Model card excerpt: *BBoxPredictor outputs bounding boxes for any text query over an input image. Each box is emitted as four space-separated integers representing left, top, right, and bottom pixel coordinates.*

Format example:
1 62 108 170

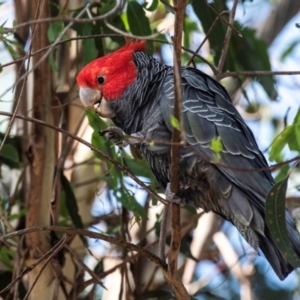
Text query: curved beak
79 87 115 118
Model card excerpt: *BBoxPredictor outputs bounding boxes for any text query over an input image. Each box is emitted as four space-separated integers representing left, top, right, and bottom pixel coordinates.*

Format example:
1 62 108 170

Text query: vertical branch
161 0 190 299
168 0 188 272
25 0 57 299
215 0 239 80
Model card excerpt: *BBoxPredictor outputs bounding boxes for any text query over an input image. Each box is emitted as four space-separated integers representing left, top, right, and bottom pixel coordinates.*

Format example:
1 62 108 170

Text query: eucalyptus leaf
127 1 153 54
192 0 276 99
0 143 18 163
47 22 65 43
61 173 87 246
266 177 300 268
269 125 294 162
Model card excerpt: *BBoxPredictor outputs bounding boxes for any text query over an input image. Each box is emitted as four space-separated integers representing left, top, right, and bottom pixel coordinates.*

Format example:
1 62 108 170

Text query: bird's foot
99 126 128 147
165 183 185 206
100 127 142 148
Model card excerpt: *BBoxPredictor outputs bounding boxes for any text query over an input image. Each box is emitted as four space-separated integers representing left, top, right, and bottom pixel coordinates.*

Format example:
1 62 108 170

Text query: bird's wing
160 67 274 209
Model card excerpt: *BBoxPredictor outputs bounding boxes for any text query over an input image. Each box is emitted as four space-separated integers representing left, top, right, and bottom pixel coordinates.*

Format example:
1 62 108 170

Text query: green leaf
60 173 87 245
87 111 113 155
3 40 19 58
47 22 65 43
293 108 300 151
211 136 222 153
86 110 107 131
270 109 300 161
0 248 14 269
210 136 222 161
82 25 97 64
183 17 198 49
192 1 276 99
49 51 58 72
144 290 174 299
143 0 159 12
295 124 300 152
122 152 153 179
266 177 300 268
0 144 19 163
170 115 180 130
294 108 300 124
116 190 147 221
0 271 26 299
127 1 153 54
280 39 300 62
94 259 104 274
274 165 290 183
269 125 294 162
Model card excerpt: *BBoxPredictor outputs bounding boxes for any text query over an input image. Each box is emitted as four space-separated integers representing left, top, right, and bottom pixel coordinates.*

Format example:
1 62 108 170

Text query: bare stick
0 111 297 175
0 226 167 270
203 0 242 37
158 203 170 260
64 244 105 288
166 0 190 298
187 11 229 66
0 1 122 100
23 235 70 300
168 0 186 266
216 0 239 80
0 111 166 205
217 70 300 79
0 235 68 296
1 0 122 34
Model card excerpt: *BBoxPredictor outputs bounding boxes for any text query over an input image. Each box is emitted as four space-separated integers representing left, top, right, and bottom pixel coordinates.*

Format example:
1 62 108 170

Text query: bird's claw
165 183 185 206
99 126 128 148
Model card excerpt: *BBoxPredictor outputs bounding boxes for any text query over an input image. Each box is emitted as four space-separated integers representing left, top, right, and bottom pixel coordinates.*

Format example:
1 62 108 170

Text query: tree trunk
24 1 57 298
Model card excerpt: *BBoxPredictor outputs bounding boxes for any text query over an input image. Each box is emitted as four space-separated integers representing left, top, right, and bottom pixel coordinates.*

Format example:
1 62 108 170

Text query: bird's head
76 40 147 118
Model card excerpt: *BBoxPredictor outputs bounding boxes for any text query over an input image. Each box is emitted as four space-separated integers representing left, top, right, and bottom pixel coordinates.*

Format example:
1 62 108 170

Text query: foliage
0 0 299 299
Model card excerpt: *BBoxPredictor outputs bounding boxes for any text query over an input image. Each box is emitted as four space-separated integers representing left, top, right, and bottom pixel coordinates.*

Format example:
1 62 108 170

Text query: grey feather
106 51 300 280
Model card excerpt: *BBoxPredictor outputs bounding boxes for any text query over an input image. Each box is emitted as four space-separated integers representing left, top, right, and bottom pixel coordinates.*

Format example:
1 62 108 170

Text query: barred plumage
77 42 300 280
111 51 300 280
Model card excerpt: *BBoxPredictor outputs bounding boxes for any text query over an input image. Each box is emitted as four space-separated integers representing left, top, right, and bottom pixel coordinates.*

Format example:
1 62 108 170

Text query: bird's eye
97 76 105 85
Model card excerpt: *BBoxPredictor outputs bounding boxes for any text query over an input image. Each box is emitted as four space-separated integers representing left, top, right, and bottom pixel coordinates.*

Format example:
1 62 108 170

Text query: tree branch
165 0 190 298
23 235 70 300
218 70 300 79
0 226 167 270
1 0 122 34
216 0 239 80
187 11 229 67
0 111 166 205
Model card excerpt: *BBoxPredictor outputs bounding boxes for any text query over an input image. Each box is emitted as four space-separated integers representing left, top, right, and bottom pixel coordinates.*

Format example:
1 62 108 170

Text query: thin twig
0 111 166 205
104 19 160 40
23 235 70 300
0 111 298 174
0 235 68 296
0 1 122 100
187 11 229 66
74 211 204 294
1 0 121 34
158 204 170 261
64 244 105 288
216 0 239 80
0 226 167 270
217 70 300 79
203 0 242 37
0 0 40 152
